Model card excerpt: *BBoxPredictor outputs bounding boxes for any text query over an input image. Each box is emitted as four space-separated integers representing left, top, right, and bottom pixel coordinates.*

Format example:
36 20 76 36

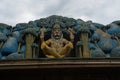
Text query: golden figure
40 21 74 58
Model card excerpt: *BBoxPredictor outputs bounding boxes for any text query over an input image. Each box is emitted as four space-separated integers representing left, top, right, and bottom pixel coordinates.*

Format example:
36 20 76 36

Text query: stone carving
0 15 120 60
75 21 90 58
40 21 74 58
21 26 39 58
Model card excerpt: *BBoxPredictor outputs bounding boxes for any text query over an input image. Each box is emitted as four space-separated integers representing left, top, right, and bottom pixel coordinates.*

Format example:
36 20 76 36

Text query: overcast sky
0 0 120 26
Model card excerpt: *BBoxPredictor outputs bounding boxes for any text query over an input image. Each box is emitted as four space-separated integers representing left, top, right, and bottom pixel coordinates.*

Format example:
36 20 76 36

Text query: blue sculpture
0 15 120 60
1 36 18 56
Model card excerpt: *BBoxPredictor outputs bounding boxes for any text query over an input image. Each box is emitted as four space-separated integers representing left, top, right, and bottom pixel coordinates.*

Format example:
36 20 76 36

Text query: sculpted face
52 25 62 40
52 27 62 40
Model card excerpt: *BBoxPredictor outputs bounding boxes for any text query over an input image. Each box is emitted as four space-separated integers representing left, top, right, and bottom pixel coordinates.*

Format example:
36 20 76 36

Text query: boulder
1 37 18 55
111 46 120 57
7 52 24 60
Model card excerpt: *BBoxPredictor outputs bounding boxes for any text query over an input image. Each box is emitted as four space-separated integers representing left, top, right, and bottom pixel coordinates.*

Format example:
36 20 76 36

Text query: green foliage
35 15 76 29
32 43 39 48
0 32 7 41
21 25 40 37
76 41 84 46
0 23 12 29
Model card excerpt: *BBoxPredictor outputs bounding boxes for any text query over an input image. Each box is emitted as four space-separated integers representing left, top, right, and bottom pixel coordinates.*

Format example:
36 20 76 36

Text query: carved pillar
115 37 120 46
17 42 21 53
25 34 35 59
32 43 38 58
76 41 83 58
80 33 90 58
0 41 4 49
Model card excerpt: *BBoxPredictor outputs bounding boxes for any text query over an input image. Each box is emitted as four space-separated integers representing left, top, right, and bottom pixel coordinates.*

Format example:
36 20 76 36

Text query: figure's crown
54 20 59 24
53 20 61 29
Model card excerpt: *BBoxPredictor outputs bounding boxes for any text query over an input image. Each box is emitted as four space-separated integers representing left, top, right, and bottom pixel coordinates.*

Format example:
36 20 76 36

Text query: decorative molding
1 58 120 70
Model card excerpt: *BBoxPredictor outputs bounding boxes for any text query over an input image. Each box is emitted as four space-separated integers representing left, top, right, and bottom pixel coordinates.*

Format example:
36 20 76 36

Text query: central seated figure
40 21 74 58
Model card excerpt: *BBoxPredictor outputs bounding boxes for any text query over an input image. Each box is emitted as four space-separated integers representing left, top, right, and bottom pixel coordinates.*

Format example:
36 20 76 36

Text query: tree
21 25 39 59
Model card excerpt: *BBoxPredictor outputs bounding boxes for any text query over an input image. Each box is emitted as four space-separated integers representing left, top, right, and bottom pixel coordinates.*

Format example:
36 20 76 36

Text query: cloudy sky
0 0 120 26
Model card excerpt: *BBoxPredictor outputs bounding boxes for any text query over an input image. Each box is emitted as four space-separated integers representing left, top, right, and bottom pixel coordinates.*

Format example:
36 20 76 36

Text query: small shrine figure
40 21 74 58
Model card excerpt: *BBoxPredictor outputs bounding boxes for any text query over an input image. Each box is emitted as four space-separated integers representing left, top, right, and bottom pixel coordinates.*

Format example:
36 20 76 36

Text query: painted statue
40 21 74 58
0 15 120 60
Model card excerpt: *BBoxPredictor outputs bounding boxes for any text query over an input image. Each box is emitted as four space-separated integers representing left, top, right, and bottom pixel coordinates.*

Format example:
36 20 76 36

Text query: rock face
110 46 120 57
1 37 18 56
0 15 120 59
7 52 24 60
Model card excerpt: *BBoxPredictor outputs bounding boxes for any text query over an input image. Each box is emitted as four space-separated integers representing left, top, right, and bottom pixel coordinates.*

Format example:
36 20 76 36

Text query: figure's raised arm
67 28 74 42
40 27 46 43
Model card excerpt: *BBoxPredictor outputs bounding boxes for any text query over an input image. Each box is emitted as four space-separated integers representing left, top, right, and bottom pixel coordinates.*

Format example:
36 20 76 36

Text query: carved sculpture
21 25 39 59
40 21 74 58
75 20 90 58
0 15 120 60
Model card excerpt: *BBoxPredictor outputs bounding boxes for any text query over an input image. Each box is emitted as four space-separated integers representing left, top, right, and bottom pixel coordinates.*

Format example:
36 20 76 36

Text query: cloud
0 0 120 26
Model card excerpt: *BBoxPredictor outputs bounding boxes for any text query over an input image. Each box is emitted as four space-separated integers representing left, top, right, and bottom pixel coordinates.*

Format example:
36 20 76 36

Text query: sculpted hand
67 28 74 42
40 27 46 39
40 27 46 42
